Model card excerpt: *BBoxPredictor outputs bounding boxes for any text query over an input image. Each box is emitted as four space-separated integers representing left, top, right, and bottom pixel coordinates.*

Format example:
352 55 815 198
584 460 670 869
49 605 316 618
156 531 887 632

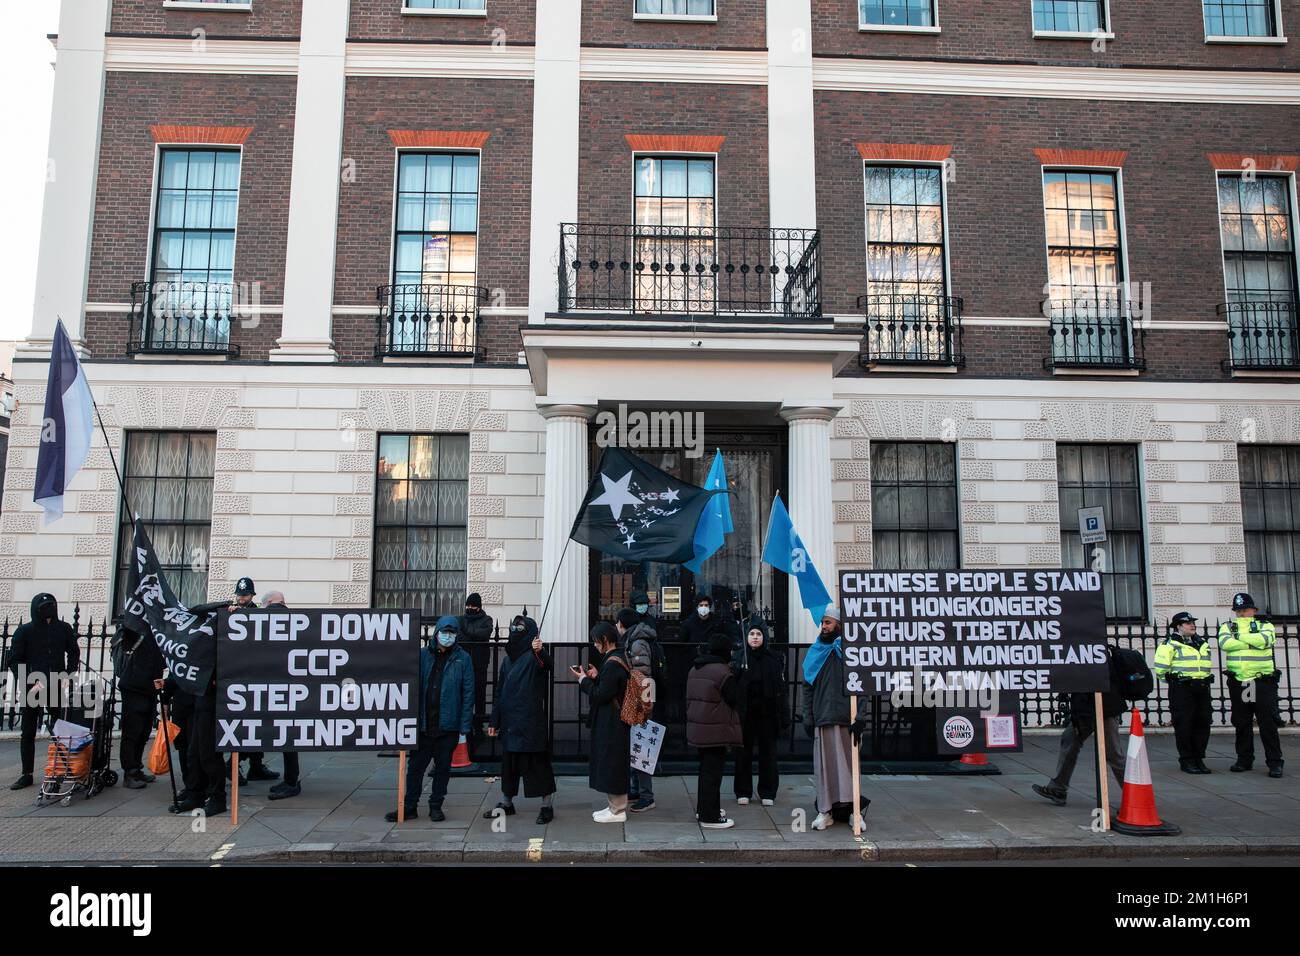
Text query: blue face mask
635 604 649 615
437 632 456 648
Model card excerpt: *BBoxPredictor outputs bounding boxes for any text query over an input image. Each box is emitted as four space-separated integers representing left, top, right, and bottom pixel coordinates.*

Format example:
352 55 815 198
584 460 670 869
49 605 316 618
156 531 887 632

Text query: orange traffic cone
1113 708 1181 836
450 734 473 769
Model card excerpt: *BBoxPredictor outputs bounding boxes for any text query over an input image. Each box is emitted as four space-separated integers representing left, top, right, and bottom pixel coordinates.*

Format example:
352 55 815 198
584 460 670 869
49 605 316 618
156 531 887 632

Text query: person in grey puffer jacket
617 607 660 812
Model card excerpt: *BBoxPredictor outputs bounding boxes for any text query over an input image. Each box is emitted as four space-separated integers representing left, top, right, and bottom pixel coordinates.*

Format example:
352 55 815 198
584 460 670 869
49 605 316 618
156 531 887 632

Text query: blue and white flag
34 320 95 524
761 493 832 626
684 448 733 573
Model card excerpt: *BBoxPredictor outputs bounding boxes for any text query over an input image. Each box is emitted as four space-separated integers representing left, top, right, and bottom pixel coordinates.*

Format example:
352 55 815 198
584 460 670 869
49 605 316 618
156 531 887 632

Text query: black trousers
118 688 156 773
734 711 779 801
403 731 457 812
18 705 47 775
1167 679 1212 764
183 693 226 801
1228 675 1284 769
282 751 300 786
167 693 195 780
696 746 728 823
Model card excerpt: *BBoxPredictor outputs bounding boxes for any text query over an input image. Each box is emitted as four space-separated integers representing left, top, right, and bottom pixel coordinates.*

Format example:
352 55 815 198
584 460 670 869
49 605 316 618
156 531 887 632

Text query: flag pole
537 536 573 637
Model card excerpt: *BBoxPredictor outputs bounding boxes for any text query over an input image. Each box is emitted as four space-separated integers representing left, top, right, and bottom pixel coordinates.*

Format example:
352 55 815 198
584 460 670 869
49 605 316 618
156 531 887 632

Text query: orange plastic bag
45 742 92 781
146 717 181 777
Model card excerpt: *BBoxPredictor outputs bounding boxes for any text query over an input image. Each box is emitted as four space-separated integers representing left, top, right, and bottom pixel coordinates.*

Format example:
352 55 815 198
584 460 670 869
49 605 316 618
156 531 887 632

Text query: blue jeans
629 767 654 800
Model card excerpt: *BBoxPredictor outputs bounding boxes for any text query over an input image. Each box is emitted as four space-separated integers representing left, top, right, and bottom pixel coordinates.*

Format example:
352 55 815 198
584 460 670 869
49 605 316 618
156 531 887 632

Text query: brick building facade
7 0 1300 651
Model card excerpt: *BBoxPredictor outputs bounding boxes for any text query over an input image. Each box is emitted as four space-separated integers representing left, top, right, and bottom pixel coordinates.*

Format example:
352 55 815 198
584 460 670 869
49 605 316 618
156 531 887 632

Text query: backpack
609 656 655 726
1109 644 1154 701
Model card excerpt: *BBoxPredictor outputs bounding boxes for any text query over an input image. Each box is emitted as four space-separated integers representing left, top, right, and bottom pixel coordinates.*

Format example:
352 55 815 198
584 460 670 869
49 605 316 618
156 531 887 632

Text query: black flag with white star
570 447 716 564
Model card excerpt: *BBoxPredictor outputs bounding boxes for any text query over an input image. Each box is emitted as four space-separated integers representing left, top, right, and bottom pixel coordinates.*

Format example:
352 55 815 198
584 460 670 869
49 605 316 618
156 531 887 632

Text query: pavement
0 731 1296 865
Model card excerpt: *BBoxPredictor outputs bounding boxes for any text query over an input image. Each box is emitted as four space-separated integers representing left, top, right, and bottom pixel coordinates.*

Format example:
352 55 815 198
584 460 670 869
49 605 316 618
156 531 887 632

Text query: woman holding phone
574 622 631 823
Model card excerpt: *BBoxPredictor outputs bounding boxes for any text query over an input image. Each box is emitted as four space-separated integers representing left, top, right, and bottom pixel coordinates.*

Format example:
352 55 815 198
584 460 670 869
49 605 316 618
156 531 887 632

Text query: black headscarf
741 616 783 701
507 614 538 662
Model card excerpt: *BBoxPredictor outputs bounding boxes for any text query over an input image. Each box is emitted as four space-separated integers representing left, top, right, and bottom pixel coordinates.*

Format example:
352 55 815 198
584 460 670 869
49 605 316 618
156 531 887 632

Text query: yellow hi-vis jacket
1217 617 1277 681
1154 636 1213 681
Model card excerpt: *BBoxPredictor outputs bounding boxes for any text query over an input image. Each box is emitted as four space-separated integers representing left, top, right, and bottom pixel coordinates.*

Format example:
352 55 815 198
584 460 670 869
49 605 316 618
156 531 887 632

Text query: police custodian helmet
1231 592 1256 611
235 577 256 596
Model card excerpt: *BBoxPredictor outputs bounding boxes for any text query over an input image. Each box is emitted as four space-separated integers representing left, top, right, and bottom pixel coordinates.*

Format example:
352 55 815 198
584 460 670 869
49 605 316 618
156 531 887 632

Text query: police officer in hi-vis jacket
1217 593 1283 778
1154 611 1213 774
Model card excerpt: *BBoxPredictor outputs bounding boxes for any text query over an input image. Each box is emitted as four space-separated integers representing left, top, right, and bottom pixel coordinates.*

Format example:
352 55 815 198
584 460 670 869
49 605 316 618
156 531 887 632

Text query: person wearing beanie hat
686 631 743 828
485 614 557 824
458 591 495 751
576 622 632 822
616 606 664 812
801 608 858 830
733 616 787 807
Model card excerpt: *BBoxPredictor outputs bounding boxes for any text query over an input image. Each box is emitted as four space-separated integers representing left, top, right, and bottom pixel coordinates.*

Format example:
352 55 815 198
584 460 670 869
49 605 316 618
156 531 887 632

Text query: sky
0 4 61 343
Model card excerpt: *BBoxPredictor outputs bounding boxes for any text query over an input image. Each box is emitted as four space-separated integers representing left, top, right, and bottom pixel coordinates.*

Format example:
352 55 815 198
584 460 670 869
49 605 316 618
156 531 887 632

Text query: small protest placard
630 719 666 774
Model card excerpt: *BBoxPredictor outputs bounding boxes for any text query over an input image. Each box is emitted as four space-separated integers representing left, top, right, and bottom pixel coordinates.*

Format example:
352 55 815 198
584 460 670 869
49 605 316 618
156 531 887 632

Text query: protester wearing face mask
733 616 787 807
617 607 664 812
458 592 495 745
801 607 860 830
679 594 722 653
484 614 556 824
629 590 654 627
387 615 474 823
7 593 80 790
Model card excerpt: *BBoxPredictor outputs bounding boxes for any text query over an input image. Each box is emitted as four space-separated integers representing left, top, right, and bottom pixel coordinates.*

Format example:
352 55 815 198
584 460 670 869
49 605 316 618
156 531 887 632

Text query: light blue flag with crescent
761 493 831 625
34 319 95 524
684 449 733 573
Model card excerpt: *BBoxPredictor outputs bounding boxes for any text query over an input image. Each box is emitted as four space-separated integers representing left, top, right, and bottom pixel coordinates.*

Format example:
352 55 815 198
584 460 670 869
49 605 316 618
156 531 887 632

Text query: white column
271 0 350 362
766 0 817 230
781 403 842 644
24 0 112 355
538 400 596 642
526 0 582 325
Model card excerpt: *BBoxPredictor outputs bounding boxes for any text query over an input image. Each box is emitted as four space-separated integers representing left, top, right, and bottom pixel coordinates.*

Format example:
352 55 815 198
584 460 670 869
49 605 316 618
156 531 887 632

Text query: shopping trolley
37 669 119 807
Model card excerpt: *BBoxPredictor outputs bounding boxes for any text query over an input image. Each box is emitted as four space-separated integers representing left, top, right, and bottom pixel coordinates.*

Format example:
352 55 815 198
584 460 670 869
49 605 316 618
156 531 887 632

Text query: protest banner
934 704 1024 756
630 720 666 775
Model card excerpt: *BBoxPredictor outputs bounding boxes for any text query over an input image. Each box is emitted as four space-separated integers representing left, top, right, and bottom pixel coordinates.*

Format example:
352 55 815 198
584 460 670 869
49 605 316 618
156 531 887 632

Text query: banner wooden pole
1093 692 1110 831
231 756 239 826
397 751 407 823
850 696 862 837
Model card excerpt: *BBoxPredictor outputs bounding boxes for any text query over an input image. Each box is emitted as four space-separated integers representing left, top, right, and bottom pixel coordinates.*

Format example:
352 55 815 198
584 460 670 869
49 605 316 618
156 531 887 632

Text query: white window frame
162 1 252 11
1037 161 1134 323
858 0 941 34
1030 0 1114 40
1203 0 1287 43
1212 167 1300 308
402 0 488 17
633 0 718 23
860 160 955 304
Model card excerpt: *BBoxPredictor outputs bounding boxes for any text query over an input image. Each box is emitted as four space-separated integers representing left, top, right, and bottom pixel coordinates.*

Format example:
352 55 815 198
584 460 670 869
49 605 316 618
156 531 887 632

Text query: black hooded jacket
111 624 166 694
735 619 788 729
490 616 552 753
6 594 80 686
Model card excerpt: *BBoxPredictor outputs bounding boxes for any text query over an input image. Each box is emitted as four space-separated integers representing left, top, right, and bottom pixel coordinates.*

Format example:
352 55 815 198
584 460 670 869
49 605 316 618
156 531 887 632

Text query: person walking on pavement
6 593 81 790
617 606 662 812
387 616 475 823
576 622 631 823
1032 646 1128 806
733 616 786 807
483 614 556 824
687 631 743 829
802 607 856 831
1154 611 1213 774
111 622 166 789
1219 593 1283 778
261 592 302 800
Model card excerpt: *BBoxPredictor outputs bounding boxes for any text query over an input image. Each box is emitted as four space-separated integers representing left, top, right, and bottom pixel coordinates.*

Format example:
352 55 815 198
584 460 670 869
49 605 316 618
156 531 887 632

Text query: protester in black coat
679 595 723 650
263 594 302 801
6 594 81 789
733 617 787 805
577 622 631 822
111 624 166 789
485 614 556 824
459 592 495 740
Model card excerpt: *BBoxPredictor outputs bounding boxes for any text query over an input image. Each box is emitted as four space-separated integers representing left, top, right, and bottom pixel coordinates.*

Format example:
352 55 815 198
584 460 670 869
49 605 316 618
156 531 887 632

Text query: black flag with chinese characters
570 447 716 564
120 521 217 695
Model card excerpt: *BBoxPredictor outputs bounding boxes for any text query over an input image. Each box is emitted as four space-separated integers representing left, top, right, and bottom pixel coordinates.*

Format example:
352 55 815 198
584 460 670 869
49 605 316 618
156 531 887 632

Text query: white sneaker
761 799 775 807
592 807 627 824
701 816 735 829
736 797 749 806
811 812 834 831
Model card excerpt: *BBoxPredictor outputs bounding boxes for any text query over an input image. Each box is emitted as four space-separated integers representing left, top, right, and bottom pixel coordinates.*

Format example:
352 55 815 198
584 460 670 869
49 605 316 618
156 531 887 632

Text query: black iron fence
376 283 486 358
1045 297 1144 370
128 280 240 356
859 292 964 367
4 613 1294 766
557 223 822 320
1221 300 1300 371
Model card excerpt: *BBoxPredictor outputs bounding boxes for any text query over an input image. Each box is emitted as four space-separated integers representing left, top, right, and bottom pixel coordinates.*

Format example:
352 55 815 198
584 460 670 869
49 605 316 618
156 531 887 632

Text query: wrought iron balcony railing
1221 300 1300 371
128 280 240 356
557 223 822 320
1044 298 1144 370
376 283 487 359
858 292 964 367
